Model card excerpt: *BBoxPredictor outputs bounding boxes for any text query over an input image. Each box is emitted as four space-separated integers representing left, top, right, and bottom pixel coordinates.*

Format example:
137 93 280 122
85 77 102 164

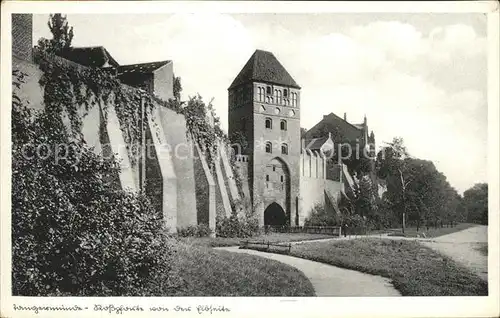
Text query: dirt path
421 225 488 281
216 246 401 297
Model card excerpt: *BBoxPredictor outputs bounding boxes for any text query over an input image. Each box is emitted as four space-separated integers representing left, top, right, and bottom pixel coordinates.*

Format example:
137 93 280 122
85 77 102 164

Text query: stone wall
192 142 216 234
299 177 327 225
156 107 197 228
145 122 164 215
298 149 343 225
234 155 251 199
153 63 174 101
11 56 210 233
214 154 232 217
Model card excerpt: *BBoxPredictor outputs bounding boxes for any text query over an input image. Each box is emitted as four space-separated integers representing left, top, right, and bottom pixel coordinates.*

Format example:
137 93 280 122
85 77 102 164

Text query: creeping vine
33 48 233 170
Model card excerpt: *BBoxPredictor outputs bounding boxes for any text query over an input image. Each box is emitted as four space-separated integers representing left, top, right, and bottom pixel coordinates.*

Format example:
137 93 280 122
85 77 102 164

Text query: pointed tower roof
229 49 300 90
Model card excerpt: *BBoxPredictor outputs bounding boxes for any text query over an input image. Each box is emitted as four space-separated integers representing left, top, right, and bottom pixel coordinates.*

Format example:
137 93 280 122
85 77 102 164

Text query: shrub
216 197 260 238
304 203 339 226
177 224 213 237
216 213 259 238
11 100 178 296
341 214 370 234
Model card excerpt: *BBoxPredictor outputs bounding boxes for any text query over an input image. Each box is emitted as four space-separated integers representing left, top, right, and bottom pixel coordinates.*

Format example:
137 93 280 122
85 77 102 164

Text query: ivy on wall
33 48 245 200
34 49 158 165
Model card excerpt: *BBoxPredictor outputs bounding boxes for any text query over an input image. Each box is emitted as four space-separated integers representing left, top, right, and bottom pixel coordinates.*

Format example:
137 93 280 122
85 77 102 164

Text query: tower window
280 175 284 182
265 141 272 153
266 86 272 95
281 143 288 155
266 175 270 182
265 117 272 129
292 92 298 106
280 120 287 131
284 89 288 97
258 87 264 102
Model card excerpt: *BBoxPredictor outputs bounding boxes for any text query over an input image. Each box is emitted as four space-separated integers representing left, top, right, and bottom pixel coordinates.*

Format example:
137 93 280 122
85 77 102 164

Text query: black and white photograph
1 1 499 317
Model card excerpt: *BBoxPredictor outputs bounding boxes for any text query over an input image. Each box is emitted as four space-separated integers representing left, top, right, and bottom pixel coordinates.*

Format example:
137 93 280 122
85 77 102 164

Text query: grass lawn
178 232 335 248
149 243 315 296
386 223 476 238
290 238 487 296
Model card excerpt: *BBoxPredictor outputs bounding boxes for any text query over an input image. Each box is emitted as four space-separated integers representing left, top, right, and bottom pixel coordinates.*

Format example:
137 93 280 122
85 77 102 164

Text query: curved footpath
284 225 488 281
421 225 488 281
216 246 401 297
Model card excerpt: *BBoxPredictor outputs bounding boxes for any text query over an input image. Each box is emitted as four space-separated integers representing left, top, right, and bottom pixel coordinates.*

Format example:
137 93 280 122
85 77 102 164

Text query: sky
32 13 488 194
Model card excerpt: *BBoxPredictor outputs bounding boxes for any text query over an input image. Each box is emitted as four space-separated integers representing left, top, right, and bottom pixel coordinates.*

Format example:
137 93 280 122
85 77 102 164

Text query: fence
262 225 342 236
240 239 292 254
261 225 373 236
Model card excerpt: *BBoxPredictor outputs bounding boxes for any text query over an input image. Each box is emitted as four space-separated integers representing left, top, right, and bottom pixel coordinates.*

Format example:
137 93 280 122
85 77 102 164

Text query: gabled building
305 112 372 154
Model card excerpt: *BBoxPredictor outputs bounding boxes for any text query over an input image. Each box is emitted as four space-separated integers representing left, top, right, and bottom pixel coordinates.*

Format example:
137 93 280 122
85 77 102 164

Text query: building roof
305 112 366 145
229 49 300 90
58 46 119 68
305 136 329 151
117 60 171 75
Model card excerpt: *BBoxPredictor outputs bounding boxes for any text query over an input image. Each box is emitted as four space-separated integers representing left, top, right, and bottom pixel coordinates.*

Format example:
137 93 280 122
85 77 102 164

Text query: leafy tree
377 137 462 232
173 75 182 101
463 183 488 224
377 137 413 232
354 175 376 218
36 14 74 55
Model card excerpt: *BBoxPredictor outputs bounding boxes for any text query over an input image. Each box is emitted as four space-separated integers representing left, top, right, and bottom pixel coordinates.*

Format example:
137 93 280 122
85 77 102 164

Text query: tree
173 75 182 101
354 175 376 218
463 183 488 224
377 137 413 233
377 138 462 232
36 14 74 55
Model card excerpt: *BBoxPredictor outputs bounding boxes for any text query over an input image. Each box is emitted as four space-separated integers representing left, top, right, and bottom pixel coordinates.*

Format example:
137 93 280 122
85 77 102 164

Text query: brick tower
228 49 301 226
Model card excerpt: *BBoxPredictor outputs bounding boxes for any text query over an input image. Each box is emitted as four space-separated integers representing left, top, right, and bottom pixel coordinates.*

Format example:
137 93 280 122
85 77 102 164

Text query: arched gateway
262 157 290 226
264 202 287 226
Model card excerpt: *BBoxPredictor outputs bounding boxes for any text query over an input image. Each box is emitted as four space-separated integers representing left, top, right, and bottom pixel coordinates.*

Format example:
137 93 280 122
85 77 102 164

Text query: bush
177 224 213 237
216 214 259 238
304 203 339 226
342 214 370 235
216 197 260 238
11 102 178 296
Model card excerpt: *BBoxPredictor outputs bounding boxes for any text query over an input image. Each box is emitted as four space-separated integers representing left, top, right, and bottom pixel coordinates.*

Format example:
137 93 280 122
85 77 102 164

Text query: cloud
349 21 426 62
31 14 487 193
213 17 487 192
428 24 486 63
122 13 255 120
